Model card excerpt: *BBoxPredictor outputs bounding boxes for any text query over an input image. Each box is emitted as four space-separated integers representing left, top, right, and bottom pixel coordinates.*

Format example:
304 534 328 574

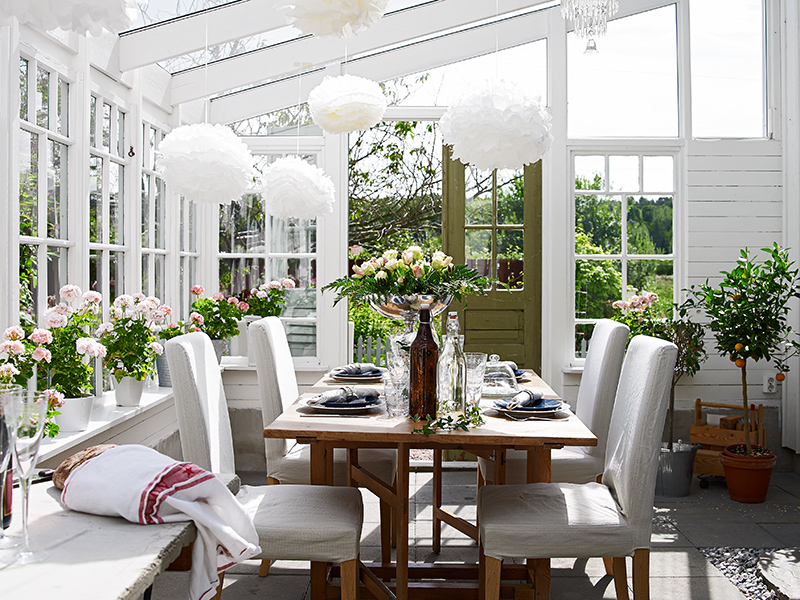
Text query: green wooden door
442 146 542 374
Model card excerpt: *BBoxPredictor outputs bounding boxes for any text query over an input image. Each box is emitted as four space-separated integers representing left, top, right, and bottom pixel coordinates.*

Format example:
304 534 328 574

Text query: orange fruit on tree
734 343 744 351
729 355 736 362
735 358 746 368
776 373 786 382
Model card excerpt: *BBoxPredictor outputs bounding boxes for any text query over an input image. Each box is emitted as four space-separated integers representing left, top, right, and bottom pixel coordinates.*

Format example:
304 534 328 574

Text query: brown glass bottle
410 305 439 419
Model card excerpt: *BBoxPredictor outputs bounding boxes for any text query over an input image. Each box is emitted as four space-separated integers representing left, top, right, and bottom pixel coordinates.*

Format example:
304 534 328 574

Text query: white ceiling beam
209 6 552 124
118 0 283 72
171 0 554 105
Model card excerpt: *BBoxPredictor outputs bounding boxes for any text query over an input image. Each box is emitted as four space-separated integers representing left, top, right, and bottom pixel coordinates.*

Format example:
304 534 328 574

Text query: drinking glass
0 384 23 550
3 390 48 564
465 352 488 407
382 346 410 418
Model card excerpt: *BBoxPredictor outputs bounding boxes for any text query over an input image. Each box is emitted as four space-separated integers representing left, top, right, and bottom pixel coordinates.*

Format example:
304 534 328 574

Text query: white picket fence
352 336 388 367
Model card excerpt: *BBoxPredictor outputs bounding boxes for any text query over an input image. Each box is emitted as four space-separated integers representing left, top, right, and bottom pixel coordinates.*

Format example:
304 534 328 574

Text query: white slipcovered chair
249 317 397 564
165 332 363 599
477 318 629 485
477 335 677 600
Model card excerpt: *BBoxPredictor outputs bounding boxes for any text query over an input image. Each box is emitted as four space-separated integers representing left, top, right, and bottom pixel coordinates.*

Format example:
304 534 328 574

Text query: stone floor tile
758 523 800 546
648 574 748 599
771 472 800 500
677 520 783 548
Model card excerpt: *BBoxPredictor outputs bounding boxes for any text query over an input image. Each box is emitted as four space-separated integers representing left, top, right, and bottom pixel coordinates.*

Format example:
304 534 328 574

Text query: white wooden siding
677 139 784 409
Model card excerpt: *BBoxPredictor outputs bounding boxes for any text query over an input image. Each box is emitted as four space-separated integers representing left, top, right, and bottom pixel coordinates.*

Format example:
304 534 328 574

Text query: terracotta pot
719 444 776 503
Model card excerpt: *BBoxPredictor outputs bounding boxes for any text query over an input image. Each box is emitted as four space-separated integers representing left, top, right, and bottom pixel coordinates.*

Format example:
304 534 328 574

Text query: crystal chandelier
561 0 619 53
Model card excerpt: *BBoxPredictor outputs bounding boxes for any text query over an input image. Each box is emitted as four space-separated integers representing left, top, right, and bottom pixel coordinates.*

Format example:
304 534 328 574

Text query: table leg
396 443 410 600
432 448 442 554
310 442 330 600
528 447 551 600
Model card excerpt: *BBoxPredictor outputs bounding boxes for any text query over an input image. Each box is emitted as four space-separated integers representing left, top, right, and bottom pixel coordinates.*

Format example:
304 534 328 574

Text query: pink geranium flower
3 326 24 341
191 285 204 295
59 284 82 303
31 346 52 363
29 328 53 344
212 292 225 301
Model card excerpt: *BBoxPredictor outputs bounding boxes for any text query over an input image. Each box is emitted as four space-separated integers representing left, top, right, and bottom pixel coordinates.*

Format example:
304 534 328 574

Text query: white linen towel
61 444 261 600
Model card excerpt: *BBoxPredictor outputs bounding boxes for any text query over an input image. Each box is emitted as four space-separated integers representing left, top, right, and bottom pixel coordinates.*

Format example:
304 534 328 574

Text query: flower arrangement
686 244 800 456
243 278 295 318
188 285 247 340
0 327 64 438
322 246 489 306
97 294 169 383
612 290 706 449
44 285 106 399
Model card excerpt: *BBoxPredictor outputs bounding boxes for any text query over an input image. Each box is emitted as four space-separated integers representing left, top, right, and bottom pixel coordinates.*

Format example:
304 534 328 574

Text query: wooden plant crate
690 399 766 477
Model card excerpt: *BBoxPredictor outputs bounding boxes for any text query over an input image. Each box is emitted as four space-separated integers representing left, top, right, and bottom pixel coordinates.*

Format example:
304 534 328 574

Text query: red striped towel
62 445 260 600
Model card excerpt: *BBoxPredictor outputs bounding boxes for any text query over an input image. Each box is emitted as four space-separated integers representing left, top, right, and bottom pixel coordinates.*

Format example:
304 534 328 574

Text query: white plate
491 399 564 418
328 370 385 384
300 397 385 415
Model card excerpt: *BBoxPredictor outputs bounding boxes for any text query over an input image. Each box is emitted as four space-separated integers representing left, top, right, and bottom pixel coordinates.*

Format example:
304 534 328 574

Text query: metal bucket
655 441 700 497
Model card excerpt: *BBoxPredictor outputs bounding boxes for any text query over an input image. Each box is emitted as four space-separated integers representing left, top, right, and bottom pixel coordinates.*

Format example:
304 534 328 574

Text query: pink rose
82 290 102 304
44 388 65 409
44 311 69 328
280 278 296 289
0 340 25 355
212 292 225 301
411 264 425 278
29 328 53 344
402 251 413 265
3 326 24 341
239 301 250 312
59 284 82 303
191 285 204 296
352 264 364 276
31 346 52 363
150 342 164 355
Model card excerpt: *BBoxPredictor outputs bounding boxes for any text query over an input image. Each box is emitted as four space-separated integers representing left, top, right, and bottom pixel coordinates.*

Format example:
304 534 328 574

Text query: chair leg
379 500 391 566
603 556 615 576
632 549 650 600
209 572 225 600
484 555 502 600
258 559 271 577
612 557 629 600
340 559 359 600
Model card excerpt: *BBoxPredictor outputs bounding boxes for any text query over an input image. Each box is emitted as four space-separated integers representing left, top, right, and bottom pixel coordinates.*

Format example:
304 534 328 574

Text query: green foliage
575 228 622 319
190 292 245 340
348 302 402 341
241 280 291 318
686 244 800 454
100 296 165 382
411 403 485 436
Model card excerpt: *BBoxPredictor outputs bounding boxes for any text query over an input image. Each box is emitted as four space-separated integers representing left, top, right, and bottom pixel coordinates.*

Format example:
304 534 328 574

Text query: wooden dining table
263 371 597 600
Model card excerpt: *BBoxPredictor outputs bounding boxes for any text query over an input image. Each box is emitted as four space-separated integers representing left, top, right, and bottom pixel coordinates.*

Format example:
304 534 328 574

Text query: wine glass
3 389 49 564
0 384 23 550
464 352 488 407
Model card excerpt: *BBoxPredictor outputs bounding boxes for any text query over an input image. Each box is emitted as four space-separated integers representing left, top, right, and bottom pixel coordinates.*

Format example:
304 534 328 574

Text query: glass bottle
437 312 467 419
409 304 438 419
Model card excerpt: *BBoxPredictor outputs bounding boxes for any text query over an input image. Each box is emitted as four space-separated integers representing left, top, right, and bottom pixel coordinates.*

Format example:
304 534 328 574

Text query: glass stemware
0 383 23 550
3 389 49 564
464 352 488 407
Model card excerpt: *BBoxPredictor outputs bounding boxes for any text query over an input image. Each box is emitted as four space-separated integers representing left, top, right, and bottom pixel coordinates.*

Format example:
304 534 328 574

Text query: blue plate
514 369 526 378
322 397 380 408
332 370 383 378
494 398 562 412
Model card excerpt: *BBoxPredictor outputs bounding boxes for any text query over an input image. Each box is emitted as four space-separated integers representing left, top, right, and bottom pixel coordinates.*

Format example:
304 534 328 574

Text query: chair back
250 317 299 473
576 319 629 459
602 335 676 538
165 332 236 474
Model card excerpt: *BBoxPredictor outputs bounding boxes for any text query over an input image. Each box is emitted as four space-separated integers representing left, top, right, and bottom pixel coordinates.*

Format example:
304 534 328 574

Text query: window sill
38 385 175 469
562 365 585 374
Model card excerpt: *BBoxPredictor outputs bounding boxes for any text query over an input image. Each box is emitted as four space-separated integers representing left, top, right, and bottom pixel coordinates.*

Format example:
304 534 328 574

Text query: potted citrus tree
613 291 707 496
688 244 800 503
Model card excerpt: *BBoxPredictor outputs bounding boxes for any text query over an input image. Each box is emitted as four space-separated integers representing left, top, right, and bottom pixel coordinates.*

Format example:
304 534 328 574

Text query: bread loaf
53 444 118 489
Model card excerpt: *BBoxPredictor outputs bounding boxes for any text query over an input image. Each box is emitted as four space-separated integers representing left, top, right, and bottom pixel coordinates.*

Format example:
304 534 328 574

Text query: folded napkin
61 445 261 600
504 389 545 410
502 360 519 372
307 386 381 406
332 362 383 376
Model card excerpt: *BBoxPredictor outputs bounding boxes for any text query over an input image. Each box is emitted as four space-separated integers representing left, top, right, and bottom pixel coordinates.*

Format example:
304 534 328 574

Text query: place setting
482 389 570 422
326 362 386 384
298 385 385 417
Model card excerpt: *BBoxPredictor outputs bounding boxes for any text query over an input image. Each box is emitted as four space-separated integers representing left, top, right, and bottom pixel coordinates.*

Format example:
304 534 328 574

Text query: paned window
88 95 128 309
18 56 71 327
141 123 167 301
179 195 199 321
572 152 675 358
218 153 319 359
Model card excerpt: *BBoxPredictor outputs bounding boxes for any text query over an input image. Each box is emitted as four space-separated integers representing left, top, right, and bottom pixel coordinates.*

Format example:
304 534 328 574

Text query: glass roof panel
129 0 237 30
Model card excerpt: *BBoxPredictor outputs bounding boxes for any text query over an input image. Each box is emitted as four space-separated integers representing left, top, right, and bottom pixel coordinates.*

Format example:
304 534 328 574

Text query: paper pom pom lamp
308 74 387 135
439 82 553 171
278 0 390 38
157 123 255 205
0 0 136 35
262 156 336 220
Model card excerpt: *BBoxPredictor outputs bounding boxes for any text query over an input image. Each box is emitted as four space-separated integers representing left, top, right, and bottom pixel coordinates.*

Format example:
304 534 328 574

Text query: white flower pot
243 316 260 366
54 396 95 432
115 377 146 407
